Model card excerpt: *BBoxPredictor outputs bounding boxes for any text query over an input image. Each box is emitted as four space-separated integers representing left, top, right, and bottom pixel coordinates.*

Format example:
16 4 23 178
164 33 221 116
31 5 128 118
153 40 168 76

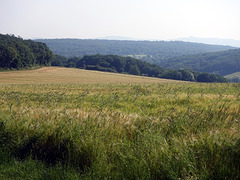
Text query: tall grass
0 83 240 179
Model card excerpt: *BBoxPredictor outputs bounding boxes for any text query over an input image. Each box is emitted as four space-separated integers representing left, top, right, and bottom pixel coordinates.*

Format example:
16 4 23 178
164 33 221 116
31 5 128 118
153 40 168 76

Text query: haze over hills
177 37 240 48
97 36 240 48
98 36 137 41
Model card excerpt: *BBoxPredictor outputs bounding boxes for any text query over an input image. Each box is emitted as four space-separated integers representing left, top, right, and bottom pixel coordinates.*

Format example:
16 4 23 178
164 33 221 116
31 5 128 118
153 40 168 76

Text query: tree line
0 34 53 69
52 54 228 82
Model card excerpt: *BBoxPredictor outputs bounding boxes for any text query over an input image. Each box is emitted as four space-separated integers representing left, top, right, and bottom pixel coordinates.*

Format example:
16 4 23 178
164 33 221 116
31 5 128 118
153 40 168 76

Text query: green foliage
0 34 54 69
0 83 239 179
129 65 140 75
53 54 227 82
34 39 240 78
35 38 238 78
51 54 67 66
36 38 234 60
159 48 240 76
0 45 15 68
76 54 164 76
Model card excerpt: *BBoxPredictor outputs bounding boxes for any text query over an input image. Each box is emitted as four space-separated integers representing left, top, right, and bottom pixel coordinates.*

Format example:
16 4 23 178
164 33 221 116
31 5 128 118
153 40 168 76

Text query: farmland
0 67 240 179
0 67 177 84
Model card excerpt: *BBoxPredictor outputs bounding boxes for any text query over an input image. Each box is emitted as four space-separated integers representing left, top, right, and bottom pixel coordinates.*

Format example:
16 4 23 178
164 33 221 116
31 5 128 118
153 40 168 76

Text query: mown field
0 68 240 179
0 67 177 84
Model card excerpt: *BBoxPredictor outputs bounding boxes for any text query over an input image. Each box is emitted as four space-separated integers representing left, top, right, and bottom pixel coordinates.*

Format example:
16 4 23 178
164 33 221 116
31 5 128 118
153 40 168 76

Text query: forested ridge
158 48 240 76
35 39 234 61
0 34 53 69
52 54 228 82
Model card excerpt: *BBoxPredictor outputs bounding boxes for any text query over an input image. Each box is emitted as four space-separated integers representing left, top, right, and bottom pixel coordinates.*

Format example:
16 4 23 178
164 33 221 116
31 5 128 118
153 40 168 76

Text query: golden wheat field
0 67 179 84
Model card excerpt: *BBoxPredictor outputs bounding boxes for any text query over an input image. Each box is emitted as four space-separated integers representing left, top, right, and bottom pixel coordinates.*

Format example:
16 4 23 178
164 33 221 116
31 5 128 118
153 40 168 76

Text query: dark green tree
129 65 140 75
179 70 195 81
0 34 54 69
0 45 13 68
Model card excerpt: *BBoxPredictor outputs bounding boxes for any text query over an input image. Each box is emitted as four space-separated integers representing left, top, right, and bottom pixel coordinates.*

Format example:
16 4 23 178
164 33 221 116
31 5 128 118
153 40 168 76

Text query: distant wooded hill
52 54 228 83
0 34 53 69
35 38 239 80
35 39 234 63
0 34 229 82
158 48 240 76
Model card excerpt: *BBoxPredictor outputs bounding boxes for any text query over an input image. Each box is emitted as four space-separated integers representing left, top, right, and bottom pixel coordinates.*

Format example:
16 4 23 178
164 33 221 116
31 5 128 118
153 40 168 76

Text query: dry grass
0 67 179 84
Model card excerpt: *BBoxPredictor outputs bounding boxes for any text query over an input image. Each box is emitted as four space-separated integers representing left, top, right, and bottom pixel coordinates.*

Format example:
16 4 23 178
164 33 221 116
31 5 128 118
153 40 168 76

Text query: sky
1 0 240 40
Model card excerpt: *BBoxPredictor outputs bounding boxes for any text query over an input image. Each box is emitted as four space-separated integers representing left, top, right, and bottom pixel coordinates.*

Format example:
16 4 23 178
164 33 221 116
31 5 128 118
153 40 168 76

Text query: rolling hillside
34 38 238 81
35 39 235 62
1 70 239 179
0 34 228 83
0 67 178 84
158 48 240 76
225 72 240 82
52 54 228 82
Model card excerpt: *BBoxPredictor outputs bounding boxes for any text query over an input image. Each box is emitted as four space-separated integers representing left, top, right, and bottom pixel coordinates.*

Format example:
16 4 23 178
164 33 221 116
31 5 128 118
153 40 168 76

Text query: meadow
0 68 239 179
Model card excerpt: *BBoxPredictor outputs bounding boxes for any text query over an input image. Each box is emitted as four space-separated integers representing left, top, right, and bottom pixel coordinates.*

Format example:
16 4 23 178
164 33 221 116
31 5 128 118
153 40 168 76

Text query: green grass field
0 68 240 179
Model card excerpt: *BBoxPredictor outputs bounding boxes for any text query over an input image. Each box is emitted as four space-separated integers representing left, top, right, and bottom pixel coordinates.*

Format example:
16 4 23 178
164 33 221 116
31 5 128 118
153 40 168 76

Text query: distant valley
1 34 227 83
35 38 239 81
0 34 238 82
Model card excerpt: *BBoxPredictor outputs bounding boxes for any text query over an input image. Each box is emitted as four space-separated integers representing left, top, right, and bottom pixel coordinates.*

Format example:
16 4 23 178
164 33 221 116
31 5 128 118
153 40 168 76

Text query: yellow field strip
0 67 180 84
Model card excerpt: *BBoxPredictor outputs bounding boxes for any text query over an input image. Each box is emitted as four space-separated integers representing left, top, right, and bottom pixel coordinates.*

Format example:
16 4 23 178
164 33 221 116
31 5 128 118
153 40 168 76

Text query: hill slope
158 48 240 76
1 75 239 179
35 39 234 62
225 72 240 82
0 67 178 84
52 54 228 82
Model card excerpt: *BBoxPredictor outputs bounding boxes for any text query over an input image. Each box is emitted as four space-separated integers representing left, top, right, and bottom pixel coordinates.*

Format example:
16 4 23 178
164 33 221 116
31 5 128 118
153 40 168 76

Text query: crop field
0 68 240 179
0 67 178 84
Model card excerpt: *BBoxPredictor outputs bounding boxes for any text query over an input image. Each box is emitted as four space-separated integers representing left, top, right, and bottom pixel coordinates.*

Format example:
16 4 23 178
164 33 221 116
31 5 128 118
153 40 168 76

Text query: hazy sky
1 0 240 40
